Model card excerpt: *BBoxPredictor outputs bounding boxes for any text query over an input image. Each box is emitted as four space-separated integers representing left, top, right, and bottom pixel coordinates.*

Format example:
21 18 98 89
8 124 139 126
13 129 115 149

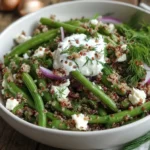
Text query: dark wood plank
0 0 68 32
0 117 61 150
0 11 19 32
0 117 38 150
37 143 61 150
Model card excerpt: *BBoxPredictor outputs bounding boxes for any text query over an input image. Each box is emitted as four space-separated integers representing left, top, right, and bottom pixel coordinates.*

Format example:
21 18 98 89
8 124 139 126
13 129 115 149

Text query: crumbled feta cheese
33 47 46 57
2 79 7 88
51 79 70 102
13 74 17 80
53 33 106 76
21 63 30 73
23 53 29 59
108 24 115 32
121 44 127 51
117 54 127 62
1 89 4 95
129 88 146 105
6 98 19 110
72 113 89 130
15 34 31 44
90 19 98 25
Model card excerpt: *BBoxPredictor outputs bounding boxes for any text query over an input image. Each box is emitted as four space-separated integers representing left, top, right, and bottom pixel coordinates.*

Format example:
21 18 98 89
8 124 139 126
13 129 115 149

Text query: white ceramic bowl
0 1 150 149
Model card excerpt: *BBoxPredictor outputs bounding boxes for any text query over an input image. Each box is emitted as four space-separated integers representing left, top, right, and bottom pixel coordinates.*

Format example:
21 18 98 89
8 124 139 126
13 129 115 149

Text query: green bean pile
1 15 150 131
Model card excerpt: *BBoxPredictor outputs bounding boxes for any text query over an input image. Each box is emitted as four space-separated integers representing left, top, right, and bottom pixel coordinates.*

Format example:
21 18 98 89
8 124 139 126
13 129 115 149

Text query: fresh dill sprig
126 44 147 85
61 45 84 55
72 59 79 68
127 11 144 29
83 56 93 66
116 24 150 47
91 13 100 19
57 87 67 97
116 24 150 85
128 43 150 66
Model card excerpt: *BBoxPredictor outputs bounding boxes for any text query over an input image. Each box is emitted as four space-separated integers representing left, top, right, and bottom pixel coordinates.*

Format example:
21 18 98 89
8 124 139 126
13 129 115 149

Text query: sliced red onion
142 64 150 85
39 66 68 80
98 16 122 24
60 27 65 41
146 79 150 84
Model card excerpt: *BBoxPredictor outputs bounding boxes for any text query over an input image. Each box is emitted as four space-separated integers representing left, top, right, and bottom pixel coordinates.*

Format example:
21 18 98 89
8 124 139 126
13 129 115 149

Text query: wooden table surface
0 0 149 150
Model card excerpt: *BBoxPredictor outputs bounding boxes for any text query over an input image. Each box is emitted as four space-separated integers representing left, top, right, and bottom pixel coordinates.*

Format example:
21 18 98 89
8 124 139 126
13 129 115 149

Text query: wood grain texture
0 117 61 150
0 117 37 150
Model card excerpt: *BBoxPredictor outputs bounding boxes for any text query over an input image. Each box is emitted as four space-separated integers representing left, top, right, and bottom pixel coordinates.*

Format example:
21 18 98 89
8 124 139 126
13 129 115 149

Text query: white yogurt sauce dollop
53 33 106 76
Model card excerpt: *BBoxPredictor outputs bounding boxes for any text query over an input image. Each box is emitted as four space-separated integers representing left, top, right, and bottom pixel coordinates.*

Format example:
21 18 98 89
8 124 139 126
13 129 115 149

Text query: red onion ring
142 64 150 85
40 66 68 80
60 27 65 41
98 16 122 24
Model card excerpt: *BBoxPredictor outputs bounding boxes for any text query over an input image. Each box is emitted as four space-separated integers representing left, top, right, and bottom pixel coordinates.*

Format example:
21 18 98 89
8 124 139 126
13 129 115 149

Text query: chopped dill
57 87 67 96
72 59 79 68
61 45 84 55
83 56 93 66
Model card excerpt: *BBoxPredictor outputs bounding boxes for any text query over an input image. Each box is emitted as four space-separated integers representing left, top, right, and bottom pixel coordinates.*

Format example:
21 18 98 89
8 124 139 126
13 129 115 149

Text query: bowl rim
0 0 150 135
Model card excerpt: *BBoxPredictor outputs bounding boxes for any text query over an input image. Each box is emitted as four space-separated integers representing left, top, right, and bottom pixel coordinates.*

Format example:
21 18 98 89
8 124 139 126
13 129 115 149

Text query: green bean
38 79 52 102
7 82 35 108
30 63 52 102
71 70 118 112
98 26 111 36
47 120 69 130
40 18 87 34
12 102 25 114
121 99 130 108
65 20 81 26
30 63 39 78
50 97 150 125
37 79 52 102
98 107 107 116
51 101 74 117
80 99 97 109
47 112 58 121
47 111 69 130
101 75 112 87
65 18 89 26
89 101 150 124
22 73 46 127
4 29 58 65
101 75 127 96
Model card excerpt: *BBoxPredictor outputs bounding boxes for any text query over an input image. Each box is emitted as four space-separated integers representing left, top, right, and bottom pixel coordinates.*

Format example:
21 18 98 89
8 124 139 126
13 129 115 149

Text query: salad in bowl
1 13 150 131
